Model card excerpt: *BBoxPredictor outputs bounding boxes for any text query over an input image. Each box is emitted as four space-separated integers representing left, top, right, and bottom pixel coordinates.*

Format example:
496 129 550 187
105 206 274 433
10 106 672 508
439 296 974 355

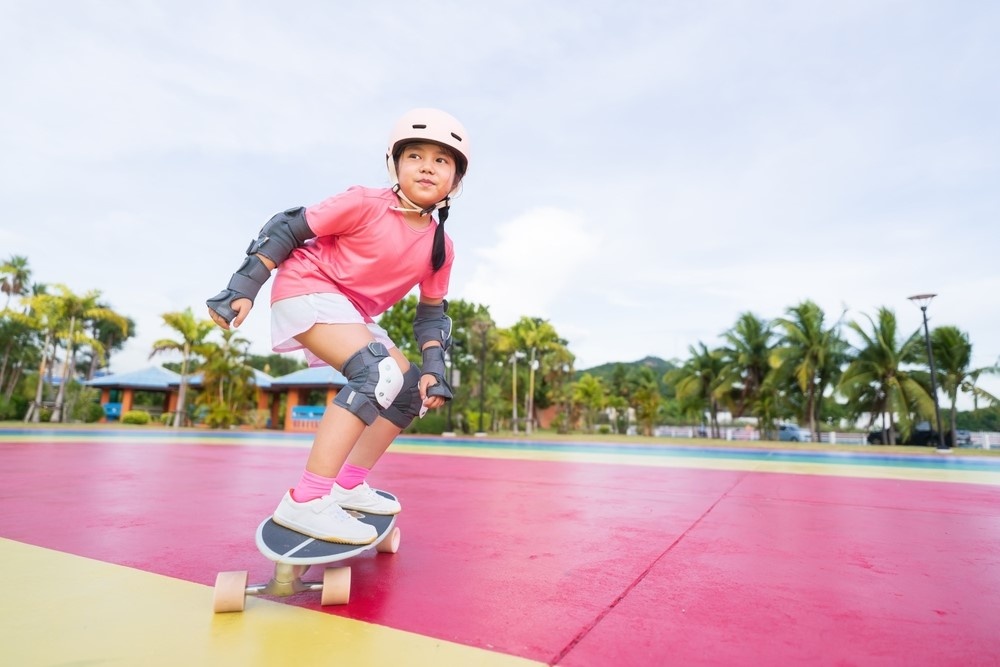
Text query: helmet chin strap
391 184 449 216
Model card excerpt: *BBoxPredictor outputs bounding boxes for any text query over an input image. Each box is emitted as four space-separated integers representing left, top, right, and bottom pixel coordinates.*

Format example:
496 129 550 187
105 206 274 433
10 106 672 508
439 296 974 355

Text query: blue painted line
393 437 1000 473
3 428 998 473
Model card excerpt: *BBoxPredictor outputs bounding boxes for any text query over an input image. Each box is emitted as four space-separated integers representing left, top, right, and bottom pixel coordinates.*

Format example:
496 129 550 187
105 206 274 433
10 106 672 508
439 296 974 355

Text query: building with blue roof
85 365 345 430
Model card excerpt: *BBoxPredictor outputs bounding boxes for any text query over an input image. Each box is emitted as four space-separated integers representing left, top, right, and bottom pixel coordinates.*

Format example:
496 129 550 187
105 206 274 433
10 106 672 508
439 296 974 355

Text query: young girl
207 108 469 545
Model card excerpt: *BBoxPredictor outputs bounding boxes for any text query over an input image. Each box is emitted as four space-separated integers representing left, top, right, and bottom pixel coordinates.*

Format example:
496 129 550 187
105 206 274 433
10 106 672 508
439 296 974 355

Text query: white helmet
386 108 470 210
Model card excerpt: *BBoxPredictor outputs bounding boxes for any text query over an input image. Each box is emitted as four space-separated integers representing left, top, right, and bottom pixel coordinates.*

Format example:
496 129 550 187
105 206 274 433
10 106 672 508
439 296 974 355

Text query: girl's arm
206 207 313 328
413 297 452 406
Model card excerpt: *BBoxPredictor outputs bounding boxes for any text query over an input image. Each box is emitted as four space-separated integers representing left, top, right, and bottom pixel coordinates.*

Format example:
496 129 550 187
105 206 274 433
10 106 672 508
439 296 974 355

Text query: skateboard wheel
213 571 248 613
321 566 351 605
376 526 401 554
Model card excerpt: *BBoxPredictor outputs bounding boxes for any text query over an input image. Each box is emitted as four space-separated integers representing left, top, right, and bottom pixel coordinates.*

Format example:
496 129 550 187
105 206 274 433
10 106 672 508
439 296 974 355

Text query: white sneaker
272 491 377 545
329 482 401 515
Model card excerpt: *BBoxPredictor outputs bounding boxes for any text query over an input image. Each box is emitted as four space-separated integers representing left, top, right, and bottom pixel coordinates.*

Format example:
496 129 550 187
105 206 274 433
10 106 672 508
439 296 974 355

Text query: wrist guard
421 345 453 400
413 300 452 350
206 255 271 323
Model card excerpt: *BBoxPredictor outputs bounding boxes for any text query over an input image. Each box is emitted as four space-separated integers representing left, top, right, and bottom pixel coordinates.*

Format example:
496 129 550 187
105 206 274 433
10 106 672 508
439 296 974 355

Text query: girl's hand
208 298 252 330
418 374 446 411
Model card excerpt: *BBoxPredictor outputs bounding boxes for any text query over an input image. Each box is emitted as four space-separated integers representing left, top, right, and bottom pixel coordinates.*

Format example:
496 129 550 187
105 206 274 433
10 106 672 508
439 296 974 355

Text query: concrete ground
2 427 999 666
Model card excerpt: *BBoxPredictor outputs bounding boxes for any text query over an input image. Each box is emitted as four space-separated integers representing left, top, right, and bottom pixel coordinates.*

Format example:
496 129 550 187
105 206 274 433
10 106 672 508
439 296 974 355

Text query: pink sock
335 463 370 490
291 470 336 503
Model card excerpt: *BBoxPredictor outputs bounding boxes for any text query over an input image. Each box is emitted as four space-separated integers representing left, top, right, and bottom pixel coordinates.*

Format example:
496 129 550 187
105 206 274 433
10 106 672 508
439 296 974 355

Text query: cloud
459 207 601 326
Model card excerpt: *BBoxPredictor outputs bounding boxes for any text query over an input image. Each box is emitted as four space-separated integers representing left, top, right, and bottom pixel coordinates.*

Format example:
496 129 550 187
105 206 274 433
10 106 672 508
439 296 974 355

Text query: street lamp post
510 351 525 434
444 350 454 435
908 293 948 452
473 320 489 435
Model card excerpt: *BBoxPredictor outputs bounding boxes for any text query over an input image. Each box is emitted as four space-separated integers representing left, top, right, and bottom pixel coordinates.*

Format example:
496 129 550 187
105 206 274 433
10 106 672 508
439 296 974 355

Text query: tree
22 293 61 422
665 342 725 438
930 326 999 444
81 309 136 380
839 307 932 443
378 296 493 422
150 308 215 427
376 295 421 364
632 366 662 436
196 328 256 428
770 301 846 440
504 316 565 433
1 255 31 310
47 286 129 423
246 353 307 378
571 373 606 432
717 311 775 422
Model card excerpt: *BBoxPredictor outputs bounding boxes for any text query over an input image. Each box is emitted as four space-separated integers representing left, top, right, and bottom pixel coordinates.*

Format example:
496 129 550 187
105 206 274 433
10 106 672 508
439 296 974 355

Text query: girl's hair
431 206 449 271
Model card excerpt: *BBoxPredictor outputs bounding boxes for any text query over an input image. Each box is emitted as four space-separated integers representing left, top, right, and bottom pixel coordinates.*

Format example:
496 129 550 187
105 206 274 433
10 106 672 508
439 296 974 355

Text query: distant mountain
577 356 676 383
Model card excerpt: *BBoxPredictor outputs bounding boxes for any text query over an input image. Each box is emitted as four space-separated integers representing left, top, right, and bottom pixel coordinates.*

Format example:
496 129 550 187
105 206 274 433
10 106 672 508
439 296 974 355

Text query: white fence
653 425 1000 449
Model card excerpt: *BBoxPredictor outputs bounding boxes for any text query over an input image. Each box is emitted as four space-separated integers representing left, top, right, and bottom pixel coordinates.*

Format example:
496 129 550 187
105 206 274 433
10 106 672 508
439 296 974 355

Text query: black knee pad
381 363 424 429
332 342 404 425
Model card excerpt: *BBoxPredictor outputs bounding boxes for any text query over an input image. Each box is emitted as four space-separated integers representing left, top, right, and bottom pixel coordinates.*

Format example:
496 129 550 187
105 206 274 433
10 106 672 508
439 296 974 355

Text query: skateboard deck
257 506 397 564
213 491 401 613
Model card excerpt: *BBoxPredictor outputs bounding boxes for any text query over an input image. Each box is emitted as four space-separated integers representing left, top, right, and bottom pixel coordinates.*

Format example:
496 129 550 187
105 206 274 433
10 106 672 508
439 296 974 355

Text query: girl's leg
271 323 389 544
342 346 410 469
292 323 390 478
327 346 410 515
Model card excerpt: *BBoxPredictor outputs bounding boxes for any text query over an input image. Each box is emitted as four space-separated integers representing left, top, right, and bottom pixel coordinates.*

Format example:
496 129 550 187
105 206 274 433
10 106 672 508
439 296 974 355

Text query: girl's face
395 142 459 209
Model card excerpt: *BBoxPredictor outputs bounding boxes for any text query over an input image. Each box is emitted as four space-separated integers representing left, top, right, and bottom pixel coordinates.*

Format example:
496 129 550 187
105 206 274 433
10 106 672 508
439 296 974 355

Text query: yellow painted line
392 443 1000 486
0 539 541 667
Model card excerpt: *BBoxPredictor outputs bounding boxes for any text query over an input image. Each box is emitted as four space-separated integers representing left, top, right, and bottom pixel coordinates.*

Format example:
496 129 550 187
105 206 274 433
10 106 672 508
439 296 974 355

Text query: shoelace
314 496 355 523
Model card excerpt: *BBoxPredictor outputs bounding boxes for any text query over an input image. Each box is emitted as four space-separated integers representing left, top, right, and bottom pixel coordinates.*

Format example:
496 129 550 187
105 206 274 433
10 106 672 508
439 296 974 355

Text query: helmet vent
451 132 463 142
412 123 427 129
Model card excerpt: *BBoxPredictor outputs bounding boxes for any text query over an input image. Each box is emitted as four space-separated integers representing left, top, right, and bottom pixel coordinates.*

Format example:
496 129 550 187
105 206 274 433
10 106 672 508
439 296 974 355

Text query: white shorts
271 293 396 368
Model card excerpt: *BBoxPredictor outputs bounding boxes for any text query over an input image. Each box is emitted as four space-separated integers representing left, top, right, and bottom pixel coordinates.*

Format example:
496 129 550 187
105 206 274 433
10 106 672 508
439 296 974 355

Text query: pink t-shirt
270 186 453 321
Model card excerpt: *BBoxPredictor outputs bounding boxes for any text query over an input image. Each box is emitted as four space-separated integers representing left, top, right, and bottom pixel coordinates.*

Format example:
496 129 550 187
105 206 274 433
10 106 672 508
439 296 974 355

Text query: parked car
867 421 939 446
951 429 973 447
778 424 811 442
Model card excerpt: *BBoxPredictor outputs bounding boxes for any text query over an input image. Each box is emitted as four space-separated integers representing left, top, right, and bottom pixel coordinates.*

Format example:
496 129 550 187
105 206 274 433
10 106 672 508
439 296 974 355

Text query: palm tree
48 285 129 422
22 293 62 423
81 307 136 379
150 308 215 427
571 373 607 432
717 312 775 420
0 310 39 402
196 328 255 428
771 301 847 440
665 342 725 438
1 255 31 310
931 326 999 444
632 366 662 436
506 316 563 433
839 307 932 443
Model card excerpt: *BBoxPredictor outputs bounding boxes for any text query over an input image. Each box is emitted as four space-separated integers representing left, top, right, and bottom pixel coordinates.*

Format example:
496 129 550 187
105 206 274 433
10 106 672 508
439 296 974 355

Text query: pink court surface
2 427 999 666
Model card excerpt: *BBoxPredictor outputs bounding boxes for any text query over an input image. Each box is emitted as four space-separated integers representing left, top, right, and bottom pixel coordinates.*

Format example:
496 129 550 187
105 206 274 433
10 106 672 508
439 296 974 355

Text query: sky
2 1 998 408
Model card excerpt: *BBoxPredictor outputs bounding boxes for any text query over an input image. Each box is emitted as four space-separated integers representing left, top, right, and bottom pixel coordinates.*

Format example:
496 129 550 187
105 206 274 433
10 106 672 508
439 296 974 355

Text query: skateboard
212 491 401 613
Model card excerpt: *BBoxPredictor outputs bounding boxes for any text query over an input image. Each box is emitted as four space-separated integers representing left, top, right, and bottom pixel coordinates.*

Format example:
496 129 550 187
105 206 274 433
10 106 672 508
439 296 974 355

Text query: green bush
66 384 102 423
0 395 28 420
204 405 240 429
121 410 151 425
406 412 447 435
465 410 491 433
77 401 106 423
